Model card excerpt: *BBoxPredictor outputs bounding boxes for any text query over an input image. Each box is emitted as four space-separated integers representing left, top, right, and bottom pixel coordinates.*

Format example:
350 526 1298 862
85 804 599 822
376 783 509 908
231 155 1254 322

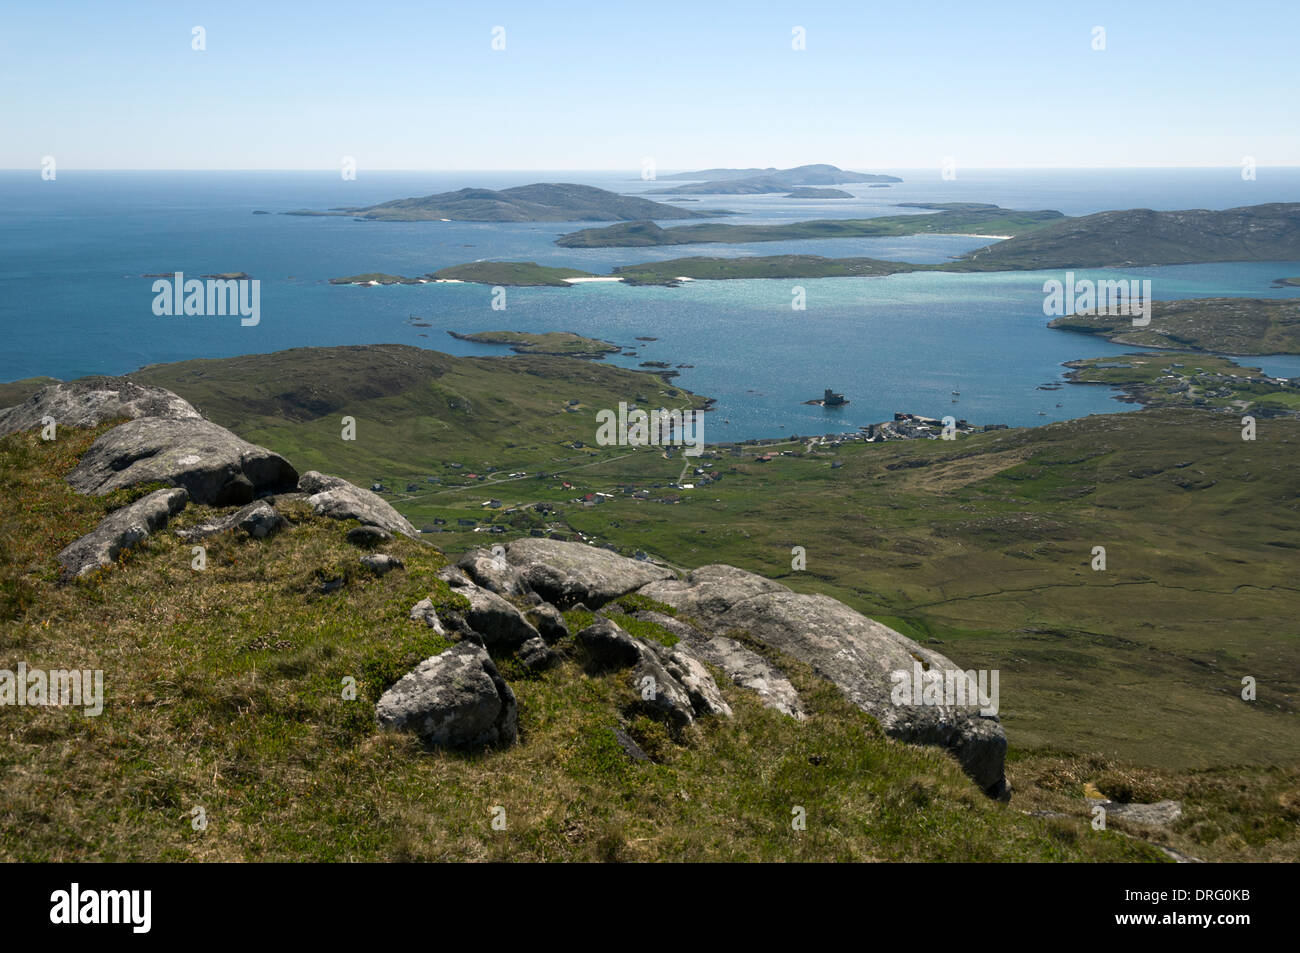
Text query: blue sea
3 168 1299 440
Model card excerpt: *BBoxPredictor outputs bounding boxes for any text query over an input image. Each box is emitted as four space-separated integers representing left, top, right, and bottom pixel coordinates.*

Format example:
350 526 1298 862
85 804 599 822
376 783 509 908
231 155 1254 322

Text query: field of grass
0 423 1178 862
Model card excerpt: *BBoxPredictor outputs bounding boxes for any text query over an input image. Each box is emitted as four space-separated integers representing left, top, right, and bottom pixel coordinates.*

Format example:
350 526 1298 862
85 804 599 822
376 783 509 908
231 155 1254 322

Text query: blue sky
2 0 1297 170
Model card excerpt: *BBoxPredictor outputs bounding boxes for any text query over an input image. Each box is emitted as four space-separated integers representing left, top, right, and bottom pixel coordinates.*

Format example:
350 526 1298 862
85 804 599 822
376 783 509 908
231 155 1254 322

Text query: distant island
1049 298 1300 355
336 203 1300 294
785 188 853 199
961 202 1300 270
1273 276 1300 287
446 330 621 359
650 163 901 195
556 204 1063 247
288 183 727 223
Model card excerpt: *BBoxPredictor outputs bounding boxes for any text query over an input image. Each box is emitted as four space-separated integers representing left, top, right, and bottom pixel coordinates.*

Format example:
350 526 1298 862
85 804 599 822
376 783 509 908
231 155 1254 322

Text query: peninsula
1049 298 1300 355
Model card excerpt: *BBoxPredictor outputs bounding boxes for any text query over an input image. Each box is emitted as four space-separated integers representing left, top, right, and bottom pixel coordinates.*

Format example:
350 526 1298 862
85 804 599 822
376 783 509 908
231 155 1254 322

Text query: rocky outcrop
633 610 805 720
0 377 201 436
58 487 189 578
375 641 517 748
67 417 298 506
437 571 541 650
458 548 531 597
528 603 569 644
639 565 1008 797
298 471 417 537
408 598 447 635
575 618 731 728
503 538 673 608
175 499 284 541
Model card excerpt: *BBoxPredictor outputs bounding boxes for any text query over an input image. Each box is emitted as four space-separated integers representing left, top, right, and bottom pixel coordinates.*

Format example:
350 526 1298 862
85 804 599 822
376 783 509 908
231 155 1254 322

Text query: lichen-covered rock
409 598 447 635
575 618 643 669
640 564 1008 798
176 500 284 541
529 603 569 644
651 642 733 719
459 583 541 650
298 471 417 537
58 487 189 578
503 538 673 608
375 642 517 748
633 610 804 720
517 636 557 672
67 417 297 506
0 377 201 436
458 548 531 597
576 618 730 728
360 553 403 575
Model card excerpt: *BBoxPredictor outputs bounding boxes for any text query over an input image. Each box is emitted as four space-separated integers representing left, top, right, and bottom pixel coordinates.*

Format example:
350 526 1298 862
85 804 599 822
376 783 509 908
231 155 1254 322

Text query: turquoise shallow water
2 169 1298 440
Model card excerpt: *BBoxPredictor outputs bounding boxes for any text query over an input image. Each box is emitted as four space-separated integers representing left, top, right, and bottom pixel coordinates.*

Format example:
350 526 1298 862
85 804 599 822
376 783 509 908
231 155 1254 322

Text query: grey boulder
67 417 298 506
375 641 517 748
408 598 447 636
503 538 673 608
640 565 1008 798
528 603 569 644
360 553 404 575
634 610 805 720
458 582 541 651
576 618 731 728
298 471 417 537
458 548 531 597
175 500 284 541
346 525 392 548
0 377 201 436
517 636 557 672
58 487 189 578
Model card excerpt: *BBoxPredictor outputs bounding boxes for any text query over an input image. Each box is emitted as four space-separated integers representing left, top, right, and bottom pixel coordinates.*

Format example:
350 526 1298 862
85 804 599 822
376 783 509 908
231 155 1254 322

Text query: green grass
0 424 1175 862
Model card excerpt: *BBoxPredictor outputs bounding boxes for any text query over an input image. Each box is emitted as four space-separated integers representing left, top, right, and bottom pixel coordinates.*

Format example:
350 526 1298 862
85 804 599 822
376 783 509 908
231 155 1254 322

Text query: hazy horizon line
4 165 1299 174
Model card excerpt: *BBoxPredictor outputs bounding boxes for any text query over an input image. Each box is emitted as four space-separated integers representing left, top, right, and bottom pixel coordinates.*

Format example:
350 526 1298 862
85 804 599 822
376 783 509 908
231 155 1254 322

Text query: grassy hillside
0 422 1172 862
4 347 1298 860
117 346 1299 772
130 345 705 490
959 203 1300 270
